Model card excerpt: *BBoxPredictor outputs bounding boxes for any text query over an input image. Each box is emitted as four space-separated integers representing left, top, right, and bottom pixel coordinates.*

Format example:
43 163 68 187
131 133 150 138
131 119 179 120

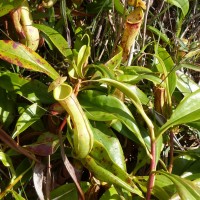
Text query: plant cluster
0 0 200 199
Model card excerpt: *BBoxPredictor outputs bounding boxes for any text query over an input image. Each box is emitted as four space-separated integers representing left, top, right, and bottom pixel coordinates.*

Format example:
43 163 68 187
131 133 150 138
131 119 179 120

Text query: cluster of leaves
0 0 200 199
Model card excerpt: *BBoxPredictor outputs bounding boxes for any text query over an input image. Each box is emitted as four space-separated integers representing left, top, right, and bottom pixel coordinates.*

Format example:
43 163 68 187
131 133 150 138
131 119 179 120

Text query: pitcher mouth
53 84 72 100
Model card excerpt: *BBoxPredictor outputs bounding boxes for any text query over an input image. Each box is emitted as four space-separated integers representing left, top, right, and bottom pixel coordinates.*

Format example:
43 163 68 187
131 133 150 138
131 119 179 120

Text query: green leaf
183 49 200 60
158 89 200 139
155 46 176 95
97 78 153 132
82 155 143 197
0 151 16 179
114 0 127 15
105 47 123 70
88 64 116 79
157 171 200 200
91 122 126 170
12 103 45 138
153 174 175 200
0 88 16 129
147 25 170 44
0 40 59 80
118 73 162 85
76 45 90 78
33 24 72 58
176 71 200 96
0 151 13 167
11 191 25 200
78 90 148 152
126 84 150 105
0 72 55 104
177 63 200 72
0 0 24 17
51 182 90 200
166 0 189 16
100 186 132 200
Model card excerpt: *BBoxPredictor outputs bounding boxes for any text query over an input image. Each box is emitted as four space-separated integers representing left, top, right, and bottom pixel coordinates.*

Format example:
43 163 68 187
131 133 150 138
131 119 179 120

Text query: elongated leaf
92 122 126 170
97 78 153 131
114 0 127 15
158 89 200 139
11 191 26 200
33 24 72 58
51 182 90 200
100 186 132 200
0 40 59 80
0 72 54 103
184 49 200 60
77 45 90 78
0 88 16 128
177 63 200 72
166 0 189 16
0 0 24 17
89 132 134 186
78 90 148 152
105 47 123 70
127 84 150 105
176 71 200 96
155 46 176 95
157 171 200 200
118 73 162 85
153 175 175 200
147 25 170 44
0 151 11 167
12 103 45 138
82 155 143 197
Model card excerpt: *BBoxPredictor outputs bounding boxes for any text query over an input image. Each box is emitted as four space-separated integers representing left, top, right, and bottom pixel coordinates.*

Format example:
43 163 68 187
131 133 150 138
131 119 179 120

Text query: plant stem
168 131 174 173
146 139 156 200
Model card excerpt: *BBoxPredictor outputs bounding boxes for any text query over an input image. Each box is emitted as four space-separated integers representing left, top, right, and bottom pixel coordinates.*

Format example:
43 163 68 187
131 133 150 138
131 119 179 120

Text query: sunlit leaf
33 24 72 58
0 88 16 129
82 155 143 197
147 25 170 44
0 72 54 103
100 186 132 200
0 40 59 80
184 49 200 60
0 0 24 17
177 63 200 72
155 46 176 95
153 174 175 200
157 170 200 200
51 182 90 200
48 76 67 92
158 89 200 139
12 103 45 138
114 0 128 15
78 90 148 152
166 0 189 16
91 122 126 170
176 71 200 96
105 47 123 70
97 78 153 132
11 190 26 200
76 45 90 78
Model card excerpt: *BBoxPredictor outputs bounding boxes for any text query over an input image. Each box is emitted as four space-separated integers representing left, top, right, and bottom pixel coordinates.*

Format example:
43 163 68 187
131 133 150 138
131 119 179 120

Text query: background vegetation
0 0 200 199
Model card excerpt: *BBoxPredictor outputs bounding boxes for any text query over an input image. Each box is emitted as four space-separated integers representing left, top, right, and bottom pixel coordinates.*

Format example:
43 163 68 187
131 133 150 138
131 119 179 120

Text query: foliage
0 0 200 199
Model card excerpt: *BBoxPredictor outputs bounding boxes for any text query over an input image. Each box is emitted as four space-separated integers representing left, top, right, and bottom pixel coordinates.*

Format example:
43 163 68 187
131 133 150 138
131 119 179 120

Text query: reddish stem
146 140 156 200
